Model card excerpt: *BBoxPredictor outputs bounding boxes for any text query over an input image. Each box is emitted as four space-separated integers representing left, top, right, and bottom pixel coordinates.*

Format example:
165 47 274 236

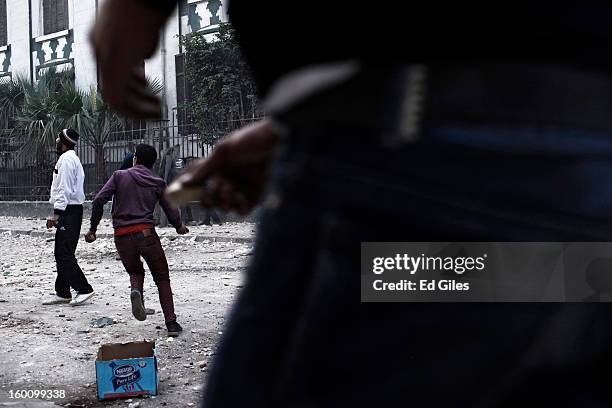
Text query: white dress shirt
49 150 85 212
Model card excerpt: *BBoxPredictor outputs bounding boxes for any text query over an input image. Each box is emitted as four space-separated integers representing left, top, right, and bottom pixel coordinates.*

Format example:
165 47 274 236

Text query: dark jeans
54 205 93 297
114 229 177 322
202 123 612 407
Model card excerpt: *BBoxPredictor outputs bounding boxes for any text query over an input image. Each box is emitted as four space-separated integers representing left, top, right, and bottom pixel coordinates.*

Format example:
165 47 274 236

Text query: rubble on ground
0 217 255 407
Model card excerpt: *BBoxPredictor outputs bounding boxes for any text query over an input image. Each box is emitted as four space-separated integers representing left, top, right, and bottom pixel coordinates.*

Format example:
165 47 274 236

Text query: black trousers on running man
54 205 93 298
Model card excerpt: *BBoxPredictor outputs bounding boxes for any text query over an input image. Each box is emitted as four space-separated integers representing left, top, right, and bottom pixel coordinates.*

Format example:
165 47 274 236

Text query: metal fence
0 113 263 201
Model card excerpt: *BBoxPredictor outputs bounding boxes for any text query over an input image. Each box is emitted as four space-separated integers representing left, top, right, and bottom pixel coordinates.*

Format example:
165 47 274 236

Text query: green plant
0 75 28 129
13 68 81 158
8 68 162 186
182 22 260 145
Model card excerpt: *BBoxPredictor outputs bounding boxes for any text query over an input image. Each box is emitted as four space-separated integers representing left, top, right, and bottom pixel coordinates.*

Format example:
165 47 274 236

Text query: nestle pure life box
95 340 158 400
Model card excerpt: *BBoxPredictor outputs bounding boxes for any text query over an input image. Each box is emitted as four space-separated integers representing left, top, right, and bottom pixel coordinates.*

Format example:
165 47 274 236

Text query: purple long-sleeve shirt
90 165 182 232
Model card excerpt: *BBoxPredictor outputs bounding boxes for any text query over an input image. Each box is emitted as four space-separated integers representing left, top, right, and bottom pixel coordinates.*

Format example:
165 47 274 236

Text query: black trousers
203 122 612 407
54 205 93 297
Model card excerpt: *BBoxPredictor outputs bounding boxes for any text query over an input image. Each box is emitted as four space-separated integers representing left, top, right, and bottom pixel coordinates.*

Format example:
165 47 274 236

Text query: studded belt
268 62 612 145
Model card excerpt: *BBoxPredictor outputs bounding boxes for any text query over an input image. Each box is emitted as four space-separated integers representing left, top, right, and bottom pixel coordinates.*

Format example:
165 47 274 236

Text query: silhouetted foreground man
92 1 612 406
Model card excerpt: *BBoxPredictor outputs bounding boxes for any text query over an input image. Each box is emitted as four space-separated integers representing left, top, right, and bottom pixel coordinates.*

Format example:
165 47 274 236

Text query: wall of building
1 0 228 119
0 200 258 224
3 0 30 80
146 5 181 122
72 0 97 91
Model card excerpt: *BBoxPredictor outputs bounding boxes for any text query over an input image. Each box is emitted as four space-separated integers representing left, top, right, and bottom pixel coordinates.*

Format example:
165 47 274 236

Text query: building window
175 53 194 134
0 0 7 47
43 0 69 35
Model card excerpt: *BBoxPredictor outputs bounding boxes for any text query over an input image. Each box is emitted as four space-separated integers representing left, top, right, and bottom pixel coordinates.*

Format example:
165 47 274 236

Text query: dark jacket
90 165 181 232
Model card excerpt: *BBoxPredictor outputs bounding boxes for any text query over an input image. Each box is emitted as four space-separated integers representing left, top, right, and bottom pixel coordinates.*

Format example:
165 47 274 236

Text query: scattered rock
91 317 114 328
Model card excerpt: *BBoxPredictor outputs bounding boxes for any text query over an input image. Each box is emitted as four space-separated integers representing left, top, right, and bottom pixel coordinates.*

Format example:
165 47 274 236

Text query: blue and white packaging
95 340 158 400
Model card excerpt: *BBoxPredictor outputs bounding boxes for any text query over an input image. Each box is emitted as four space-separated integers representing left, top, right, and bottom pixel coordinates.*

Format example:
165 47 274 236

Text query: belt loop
382 64 428 148
399 64 428 142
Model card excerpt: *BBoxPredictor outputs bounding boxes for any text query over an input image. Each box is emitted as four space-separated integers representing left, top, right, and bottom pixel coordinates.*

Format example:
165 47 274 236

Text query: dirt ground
0 219 256 407
0 216 256 240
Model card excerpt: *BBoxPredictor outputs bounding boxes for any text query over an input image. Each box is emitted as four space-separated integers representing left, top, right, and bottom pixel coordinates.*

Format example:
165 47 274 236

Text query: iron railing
0 114 263 201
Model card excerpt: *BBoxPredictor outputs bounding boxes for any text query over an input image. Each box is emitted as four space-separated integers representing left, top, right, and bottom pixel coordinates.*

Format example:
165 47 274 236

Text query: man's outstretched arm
89 174 118 235
168 120 281 215
134 0 178 15
159 189 189 235
89 0 178 118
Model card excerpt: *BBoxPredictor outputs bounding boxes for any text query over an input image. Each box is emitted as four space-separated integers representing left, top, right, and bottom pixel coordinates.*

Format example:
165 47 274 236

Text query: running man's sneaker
42 295 72 305
166 320 183 337
69 291 95 306
130 289 147 321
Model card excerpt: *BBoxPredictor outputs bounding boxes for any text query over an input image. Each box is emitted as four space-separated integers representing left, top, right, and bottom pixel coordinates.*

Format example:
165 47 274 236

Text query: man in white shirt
43 129 95 306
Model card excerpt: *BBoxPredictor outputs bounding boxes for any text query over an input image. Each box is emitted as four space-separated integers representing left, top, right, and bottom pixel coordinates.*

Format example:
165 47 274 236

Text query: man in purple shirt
85 144 189 336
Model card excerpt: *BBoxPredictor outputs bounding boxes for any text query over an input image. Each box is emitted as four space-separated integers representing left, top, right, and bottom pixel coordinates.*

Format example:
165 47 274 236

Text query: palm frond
0 75 28 128
146 76 163 96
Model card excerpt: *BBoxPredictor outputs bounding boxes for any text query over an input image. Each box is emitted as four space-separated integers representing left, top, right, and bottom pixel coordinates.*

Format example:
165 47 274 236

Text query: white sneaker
69 292 95 306
42 295 72 305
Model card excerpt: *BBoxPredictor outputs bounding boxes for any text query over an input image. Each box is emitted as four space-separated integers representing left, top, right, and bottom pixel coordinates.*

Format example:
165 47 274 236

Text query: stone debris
0 216 255 405
91 317 114 328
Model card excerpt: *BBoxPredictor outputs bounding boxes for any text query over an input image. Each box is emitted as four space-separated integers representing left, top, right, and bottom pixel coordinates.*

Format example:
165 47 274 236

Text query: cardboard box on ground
95 341 158 400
